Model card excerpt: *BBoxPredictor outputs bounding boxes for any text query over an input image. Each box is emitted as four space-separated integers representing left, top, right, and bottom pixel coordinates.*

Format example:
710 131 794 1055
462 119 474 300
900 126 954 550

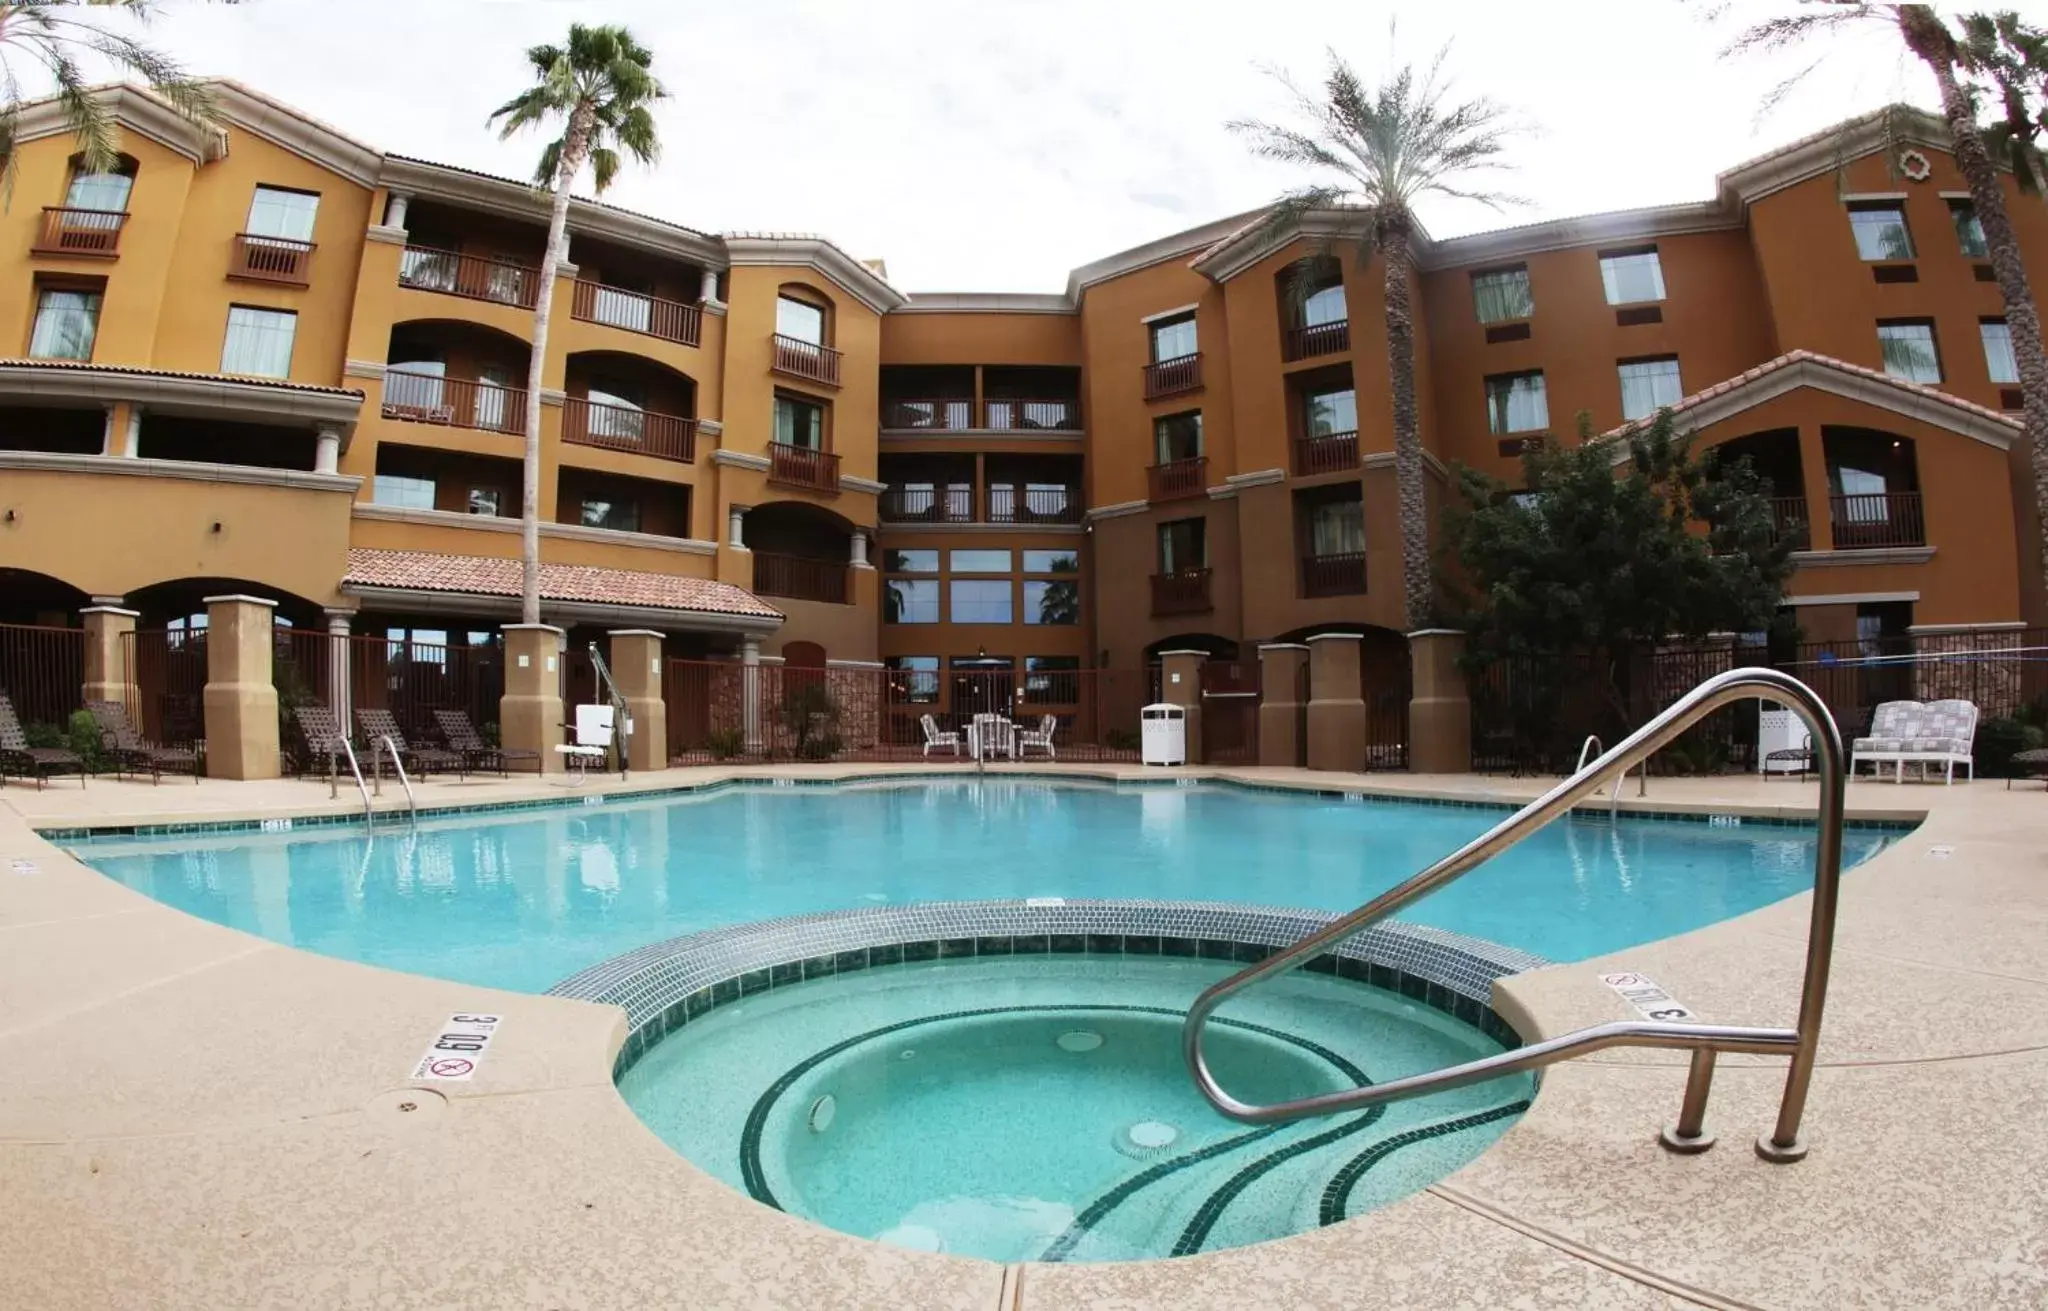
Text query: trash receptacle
1141 703 1187 766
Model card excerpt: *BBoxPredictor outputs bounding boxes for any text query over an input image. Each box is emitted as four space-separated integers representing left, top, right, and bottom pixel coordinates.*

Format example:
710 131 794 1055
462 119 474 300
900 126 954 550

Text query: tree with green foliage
489 25 664 624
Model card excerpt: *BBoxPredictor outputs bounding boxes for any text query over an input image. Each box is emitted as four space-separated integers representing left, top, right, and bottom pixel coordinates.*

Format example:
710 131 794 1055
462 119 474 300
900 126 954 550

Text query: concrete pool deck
1 763 2042 1309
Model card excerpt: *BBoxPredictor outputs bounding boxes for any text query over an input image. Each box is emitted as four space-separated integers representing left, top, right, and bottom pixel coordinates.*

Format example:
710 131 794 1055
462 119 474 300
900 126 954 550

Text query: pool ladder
1577 734 1646 802
1183 667 1848 1163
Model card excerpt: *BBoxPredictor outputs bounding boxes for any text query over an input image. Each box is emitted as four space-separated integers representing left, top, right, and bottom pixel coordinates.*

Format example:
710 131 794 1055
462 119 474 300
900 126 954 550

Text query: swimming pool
68 778 1898 993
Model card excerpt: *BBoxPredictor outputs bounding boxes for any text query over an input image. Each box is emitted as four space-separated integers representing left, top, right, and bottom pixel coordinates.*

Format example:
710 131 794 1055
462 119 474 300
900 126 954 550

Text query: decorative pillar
324 609 354 726
729 505 749 549
313 425 341 475
1257 643 1309 768
1159 649 1206 765
607 630 666 771
501 623 567 774
1407 629 1472 775
1305 632 1366 772
124 407 142 457
741 637 763 751
201 594 280 780
79 605 138 708
100 405 119 456
850 528 870 568
699 266 723 306
384 191 410 229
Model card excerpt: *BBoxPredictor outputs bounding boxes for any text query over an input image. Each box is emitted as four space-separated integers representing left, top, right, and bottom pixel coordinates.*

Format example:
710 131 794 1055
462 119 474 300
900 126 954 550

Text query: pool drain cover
808 1094 836 1133
1056 1030 1104 1053
1128 1120 1178 1150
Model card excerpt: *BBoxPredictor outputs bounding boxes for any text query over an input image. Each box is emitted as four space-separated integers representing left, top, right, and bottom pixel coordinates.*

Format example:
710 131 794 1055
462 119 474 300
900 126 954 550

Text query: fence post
1158 649 1206 764
324 610 354 727
80 605 138 708
1257 643 1309 767
607 630 666 770
741 638 763 751
502 623 567 774
201 594 280 780
1305 633 1366 771
1407 629 1471 775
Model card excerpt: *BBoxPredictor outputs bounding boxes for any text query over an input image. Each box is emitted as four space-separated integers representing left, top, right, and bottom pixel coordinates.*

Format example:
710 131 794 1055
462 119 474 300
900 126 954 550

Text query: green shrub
1105 727 1140 753
1975 716 2045 778
798 732 842 761
705 726 746 759
67 709 110 772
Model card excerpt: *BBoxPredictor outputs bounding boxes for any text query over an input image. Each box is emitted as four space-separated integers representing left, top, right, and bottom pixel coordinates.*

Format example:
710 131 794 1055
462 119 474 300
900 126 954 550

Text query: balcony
31 207 126 258
768 441 841 493
753 552 850 605
1283 319 1350 363
771 334 842 387
1768 496 1811 551
229 234 315 287
880 397 1082 432
1148 455 1208 503
879 484 973 524
380 373 526 436
1301 551 1367 598
987 483 1083 525
562 397 695 464
1143 352 1203 400
1828 491 1925 550
398 245 542 309
882 398 973 431
1293 430 1360 477
570 280 703 348
984 397 1079 430
1150 567 1213 617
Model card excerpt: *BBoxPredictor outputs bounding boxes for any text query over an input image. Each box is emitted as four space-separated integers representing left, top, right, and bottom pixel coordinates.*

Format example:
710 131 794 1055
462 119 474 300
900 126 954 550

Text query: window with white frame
372 474 436 509
1484 371 1549 433
1876 321 1942 384
220 306 297 377
1981 318 2018 385
1471 265 1534 323
1848 202 1915 261
28 286 100 360
1598 248 1665 305
1617 357 1684 421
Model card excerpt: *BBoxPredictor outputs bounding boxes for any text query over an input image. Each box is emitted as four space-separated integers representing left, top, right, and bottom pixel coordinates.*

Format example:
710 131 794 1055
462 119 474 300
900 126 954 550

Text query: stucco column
1159 649 1206 765
313 425 341 475
1305 633 1366 772
1795 425 1834 552
100 405 118 456
741 637 763 750
729 505 749 549
201 594 280 780
384 191 410 229
1257 643 1309 768
123 406 142 457
699 266 722 307
324 610 353 725
607 630 666 771
501 624 566 774
850 529 870 568
79 605 137 708
1407 629 1472 775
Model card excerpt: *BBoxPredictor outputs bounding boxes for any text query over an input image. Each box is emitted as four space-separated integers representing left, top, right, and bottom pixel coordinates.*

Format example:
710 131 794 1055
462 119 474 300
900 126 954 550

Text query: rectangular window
1157 518 1206 572
1300 281 1346 327
950 579 1013 624
1617 357 1684 421
885 549 939 573
372 474 436 509
774 394 824 449
1022 549 1079 574
949 549 1012 574
1877 320 1942 384
1484 371 1550 434
776 295 825 344
65 168 132 212
579 498 639 533
1023 579 1079 625
1154 410 1203 463
1305 496 1365 556
28 287 100 360
1598 248 1665 304
1949 200 1988 258
886 655 940 703
220 305 297 377
1981 318 2019 385
1149 312 1197 362
246 186 319 241
1023 656 1081 704
1848 202 1915 261
466 487 501 516
885 578 940 624
1303 387 1358 436
1471 265 1534 323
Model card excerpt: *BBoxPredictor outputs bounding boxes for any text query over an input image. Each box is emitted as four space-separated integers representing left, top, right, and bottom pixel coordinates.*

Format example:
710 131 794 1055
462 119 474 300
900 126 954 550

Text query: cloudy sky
123 0 1956 291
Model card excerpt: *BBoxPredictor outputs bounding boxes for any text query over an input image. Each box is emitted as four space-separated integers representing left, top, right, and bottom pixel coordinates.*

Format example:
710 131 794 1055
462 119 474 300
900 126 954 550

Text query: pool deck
2 763 2043 1309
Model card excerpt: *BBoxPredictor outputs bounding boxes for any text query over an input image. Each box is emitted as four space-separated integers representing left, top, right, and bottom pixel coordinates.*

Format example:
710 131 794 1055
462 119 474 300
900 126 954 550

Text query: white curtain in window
1471 269 1534 323
1617 359 1684 421
220 307 297 377
1877 325 1941 383
1599 252 1666 305
65 170 133 212
775 397 821 448
593 285 653 333
1309 499 1365 556
1487 374 1549 434
29 291 99 360
246 187 318 241
776 296 825 344
1150 316 1197 362
385 360 446 411
1981 321 2019 385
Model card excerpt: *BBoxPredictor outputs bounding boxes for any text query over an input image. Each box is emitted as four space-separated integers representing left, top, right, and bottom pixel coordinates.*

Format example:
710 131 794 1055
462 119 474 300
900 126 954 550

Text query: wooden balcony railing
380 372 527 436
1293 430 1360 476
1828 491 1925 550
987 485 1083 524
229 234 315 286
771 333 842 387
768 441 841 492
984 397 1079 430
1143 351 1203 399
881 398 973 430
31 207 127 258
562 397 696 463
1768 496 1811 551
1150 567 1213 617
1148 455 1208 502
1301 551 1368 598
879 484 974 523
752 552 850 605
570 280 703 347
398 245 542 309
1283 319 1350 362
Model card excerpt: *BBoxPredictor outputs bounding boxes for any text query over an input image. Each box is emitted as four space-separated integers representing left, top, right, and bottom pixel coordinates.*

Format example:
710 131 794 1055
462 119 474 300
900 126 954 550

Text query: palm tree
0 0 225 197
488 24 664 624
1725 4 2048 617
1231 49 1518 630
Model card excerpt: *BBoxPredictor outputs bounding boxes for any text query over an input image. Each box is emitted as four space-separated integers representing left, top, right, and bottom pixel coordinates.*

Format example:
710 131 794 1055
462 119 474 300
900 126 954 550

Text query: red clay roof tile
343 548 781 620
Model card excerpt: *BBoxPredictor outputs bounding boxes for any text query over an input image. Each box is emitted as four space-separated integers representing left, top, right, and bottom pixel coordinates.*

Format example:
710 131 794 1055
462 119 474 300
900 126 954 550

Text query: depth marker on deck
410 1013 502 1081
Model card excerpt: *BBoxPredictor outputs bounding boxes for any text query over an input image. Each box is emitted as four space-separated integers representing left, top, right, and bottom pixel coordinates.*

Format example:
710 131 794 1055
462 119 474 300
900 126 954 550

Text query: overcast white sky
114 0 2008 291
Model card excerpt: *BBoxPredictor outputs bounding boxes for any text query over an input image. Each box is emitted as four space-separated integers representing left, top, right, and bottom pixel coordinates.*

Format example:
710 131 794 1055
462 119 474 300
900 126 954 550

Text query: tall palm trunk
520 99 596 625
1377 207 1431 630
1899 6 2048 601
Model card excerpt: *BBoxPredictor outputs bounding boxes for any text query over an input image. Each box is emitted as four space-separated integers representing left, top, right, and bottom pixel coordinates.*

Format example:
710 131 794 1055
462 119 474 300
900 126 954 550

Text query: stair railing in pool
1183 666 1846 1164
373 736 418 825
331 733 376 832
1576 734 1646 803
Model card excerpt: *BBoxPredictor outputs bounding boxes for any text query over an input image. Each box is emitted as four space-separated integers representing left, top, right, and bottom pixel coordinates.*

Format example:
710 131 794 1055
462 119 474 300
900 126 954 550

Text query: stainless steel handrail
332 734 375 832
376 735 418 824
1577 733 1645 802
1182 666 1846 1163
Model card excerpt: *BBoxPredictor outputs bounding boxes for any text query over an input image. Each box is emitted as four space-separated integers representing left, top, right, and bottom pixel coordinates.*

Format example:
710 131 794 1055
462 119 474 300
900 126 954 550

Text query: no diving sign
410 1013 501 1081
1598 972 1696 1023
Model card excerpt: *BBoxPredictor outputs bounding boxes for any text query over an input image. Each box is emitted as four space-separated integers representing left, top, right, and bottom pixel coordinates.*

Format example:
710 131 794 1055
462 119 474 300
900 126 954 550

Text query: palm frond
492 22 665 194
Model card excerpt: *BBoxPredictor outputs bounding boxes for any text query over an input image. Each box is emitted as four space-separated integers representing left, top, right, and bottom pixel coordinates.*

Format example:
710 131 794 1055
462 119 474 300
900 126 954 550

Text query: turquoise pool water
68 780 1896 993
619 954 1535 1263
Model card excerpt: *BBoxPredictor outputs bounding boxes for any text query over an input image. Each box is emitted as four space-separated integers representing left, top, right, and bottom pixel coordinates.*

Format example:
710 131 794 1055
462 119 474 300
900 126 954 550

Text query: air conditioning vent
1484 322 1532 344
1974 264 1998 283
2001 388 2025 411
1615 305 1663 326
1872 264 1919 284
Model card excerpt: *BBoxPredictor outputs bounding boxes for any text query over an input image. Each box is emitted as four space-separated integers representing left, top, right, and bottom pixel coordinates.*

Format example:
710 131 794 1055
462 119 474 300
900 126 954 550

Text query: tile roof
0 358 364 397
1601 349 2024 440
344 548 782 620
382 153 716 241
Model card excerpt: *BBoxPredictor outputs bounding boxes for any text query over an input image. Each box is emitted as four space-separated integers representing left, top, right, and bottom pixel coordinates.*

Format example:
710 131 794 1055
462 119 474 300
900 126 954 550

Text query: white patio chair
920 713 961 757
1017 714 1058 760
555 704 615 783
1849 699 1978 784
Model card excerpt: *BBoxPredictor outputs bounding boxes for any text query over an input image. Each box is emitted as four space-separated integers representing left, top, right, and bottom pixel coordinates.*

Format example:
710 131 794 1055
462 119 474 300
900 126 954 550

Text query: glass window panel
1981 320 2019 384
466 487 501 516
886 655 940 702
1848 205 1915 261
246 187 319 241
1301 282 1346 327
949 549 1012 574
1023 580 1079 625
1022 550 1078 574
884 579 939 624
776 296 825 344
1485 372 1549 433
1617 358 1684 421
1950 202 1988 258
28 289 100 360
774 395 823 448
1023 656 1081 704
1157 519 1206 572
1598 250 1666 304
1304 388 1357 436
65 170 132 212
1154 411 1203 462
1471 267 1534 323
1877 322 1941 383
1149 314 1197 362
949 579 1013 624
1307 498 1365 556
220 306 297 377
580 498 639 532
886 549 939 573
372 474 435 509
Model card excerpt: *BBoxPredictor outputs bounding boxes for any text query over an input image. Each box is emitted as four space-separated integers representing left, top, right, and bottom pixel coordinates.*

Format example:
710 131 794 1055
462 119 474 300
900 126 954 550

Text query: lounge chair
2007 747 2048 792
0 694 87 788
87 700 201 784
355 708 466 780
1017 714 1058 760
434 709 542 776
1849 698 1979 784
920 713 961 758
292 705 356 780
